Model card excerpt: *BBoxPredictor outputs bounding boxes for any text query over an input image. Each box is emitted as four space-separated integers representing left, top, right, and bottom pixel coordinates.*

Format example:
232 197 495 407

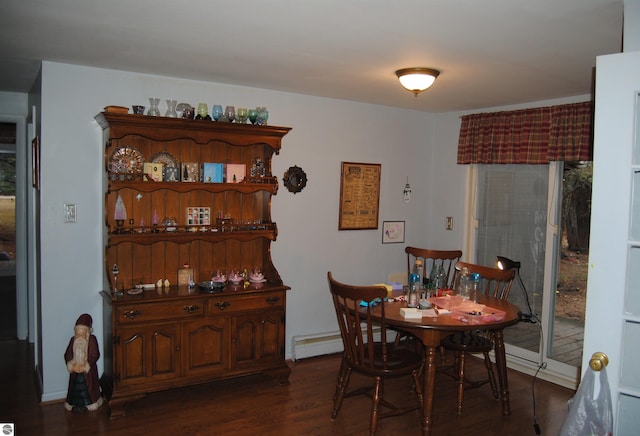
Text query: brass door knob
589 352 609 371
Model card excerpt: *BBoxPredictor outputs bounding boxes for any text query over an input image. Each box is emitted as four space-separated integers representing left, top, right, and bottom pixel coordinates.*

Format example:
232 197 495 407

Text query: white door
584 50 640 433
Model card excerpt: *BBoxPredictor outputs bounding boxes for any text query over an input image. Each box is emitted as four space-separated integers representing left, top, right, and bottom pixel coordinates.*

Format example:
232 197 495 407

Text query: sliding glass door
471 162 586 387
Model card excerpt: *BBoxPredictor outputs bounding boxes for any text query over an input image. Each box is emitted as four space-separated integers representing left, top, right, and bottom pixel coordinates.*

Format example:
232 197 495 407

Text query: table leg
421 345 436 436
493 329 511 415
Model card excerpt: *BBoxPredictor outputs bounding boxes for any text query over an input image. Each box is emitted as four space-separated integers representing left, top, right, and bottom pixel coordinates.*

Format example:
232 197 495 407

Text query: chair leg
369 376 382 435
333 356 348 402
456 351 466 415
411 369 424 411
483 351 499 399
332 357 352 419
439 345 446 365
394 331 404 346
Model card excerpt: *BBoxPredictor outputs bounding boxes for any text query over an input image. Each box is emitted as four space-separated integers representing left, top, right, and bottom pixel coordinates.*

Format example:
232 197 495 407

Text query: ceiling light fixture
395 67 440 97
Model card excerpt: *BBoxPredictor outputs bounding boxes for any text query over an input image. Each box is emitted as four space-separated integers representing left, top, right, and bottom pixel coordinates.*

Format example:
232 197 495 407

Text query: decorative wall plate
151 151 178 168
283 165 307 194
109 146 144 175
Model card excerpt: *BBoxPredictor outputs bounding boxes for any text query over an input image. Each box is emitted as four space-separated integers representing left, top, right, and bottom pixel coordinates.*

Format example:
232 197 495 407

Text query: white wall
0 91 28 114
37 61 468 401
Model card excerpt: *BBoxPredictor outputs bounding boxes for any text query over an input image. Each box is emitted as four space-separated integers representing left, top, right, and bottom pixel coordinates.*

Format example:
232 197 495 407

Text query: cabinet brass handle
183 305 201 313
215 301 231 310
266 297 280 305
122 310 141 320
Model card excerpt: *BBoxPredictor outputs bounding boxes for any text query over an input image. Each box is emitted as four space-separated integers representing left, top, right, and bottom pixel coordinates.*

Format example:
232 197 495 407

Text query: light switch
446 216 453 230
64 203 77 223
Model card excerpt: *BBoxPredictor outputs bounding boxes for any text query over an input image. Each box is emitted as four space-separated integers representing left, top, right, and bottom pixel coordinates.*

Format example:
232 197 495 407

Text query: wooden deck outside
505 317 584 368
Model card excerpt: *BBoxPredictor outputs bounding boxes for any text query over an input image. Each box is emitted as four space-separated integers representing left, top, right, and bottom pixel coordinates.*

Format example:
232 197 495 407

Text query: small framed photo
382 221 405 244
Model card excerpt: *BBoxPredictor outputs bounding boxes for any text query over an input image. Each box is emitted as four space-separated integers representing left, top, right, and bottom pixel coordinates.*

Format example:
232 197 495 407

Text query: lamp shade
496 256 521 271
395 68 440 96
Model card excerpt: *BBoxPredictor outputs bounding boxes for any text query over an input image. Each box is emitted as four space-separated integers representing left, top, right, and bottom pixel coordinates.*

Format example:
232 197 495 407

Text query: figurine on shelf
63 314 103 413
114 194 127 233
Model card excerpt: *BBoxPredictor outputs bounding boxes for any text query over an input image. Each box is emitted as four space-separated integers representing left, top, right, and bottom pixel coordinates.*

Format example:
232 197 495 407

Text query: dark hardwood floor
0 275 16 340
1 339 575 435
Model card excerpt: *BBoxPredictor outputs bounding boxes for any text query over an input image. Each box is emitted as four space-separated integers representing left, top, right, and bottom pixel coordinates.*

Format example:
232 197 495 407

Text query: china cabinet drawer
207 292 285 314
116 300 205 324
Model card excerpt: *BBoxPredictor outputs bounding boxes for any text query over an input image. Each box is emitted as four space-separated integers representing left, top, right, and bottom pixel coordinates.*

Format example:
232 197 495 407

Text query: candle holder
115 219 125 234
112 264 123 296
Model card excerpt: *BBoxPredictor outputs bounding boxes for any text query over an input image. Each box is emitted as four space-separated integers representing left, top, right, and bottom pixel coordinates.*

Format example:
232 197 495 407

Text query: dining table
371 294 521 436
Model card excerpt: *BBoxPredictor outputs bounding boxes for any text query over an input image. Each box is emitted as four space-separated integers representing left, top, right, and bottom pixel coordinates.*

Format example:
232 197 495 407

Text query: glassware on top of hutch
147 98 161 116
236 107 248 124
212 105 223 121
196 103 210 120
165 99 178 117
248 108 258 124
255 107 269 125
176 103 191 118
225 106 236 123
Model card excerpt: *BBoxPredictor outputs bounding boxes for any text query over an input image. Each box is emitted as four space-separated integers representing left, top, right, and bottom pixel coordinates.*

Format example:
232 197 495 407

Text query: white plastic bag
559 366 613 436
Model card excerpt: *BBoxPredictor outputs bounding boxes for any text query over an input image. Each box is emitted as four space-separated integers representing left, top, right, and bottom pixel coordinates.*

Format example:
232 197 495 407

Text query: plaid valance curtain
457 101 593 164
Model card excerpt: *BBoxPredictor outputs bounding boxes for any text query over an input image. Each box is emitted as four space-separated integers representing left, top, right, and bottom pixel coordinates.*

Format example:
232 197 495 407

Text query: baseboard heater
291 327 382 361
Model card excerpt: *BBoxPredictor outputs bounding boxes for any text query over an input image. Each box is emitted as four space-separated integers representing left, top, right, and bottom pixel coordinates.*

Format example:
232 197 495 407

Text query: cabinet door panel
121 331 145 381
152 328 177 375
117 324 180 387
183 318 229 376
234 316 258 364
259 314 281 360
232 310 283 369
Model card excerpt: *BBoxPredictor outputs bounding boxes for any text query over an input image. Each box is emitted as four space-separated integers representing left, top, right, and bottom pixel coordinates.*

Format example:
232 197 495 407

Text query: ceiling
0 0 623 112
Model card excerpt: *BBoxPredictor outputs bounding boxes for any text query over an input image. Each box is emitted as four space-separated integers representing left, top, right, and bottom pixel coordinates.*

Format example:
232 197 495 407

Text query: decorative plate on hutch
150 151 178 168
108 146 144 177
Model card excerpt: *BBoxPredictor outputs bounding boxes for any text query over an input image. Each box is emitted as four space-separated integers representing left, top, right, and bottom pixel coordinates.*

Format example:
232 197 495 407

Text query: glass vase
147 98 161 116
165 99 178 117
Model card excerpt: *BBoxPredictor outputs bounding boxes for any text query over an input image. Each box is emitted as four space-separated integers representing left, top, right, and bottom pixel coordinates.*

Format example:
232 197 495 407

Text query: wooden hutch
96 111 291 417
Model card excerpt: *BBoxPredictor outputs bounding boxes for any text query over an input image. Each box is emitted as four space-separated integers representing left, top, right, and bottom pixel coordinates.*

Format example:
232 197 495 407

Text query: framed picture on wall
338 161 381 230
382 221 405 244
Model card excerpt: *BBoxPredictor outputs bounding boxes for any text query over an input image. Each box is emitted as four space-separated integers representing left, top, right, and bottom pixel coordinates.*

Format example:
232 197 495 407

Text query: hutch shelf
96 112 292 417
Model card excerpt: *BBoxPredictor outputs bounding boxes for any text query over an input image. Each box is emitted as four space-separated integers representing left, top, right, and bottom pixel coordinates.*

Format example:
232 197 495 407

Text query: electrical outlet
446 216 453 230
64 203 77 223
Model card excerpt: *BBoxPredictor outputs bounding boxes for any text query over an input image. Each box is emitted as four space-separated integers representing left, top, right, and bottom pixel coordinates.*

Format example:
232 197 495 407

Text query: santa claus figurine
64 313 103 412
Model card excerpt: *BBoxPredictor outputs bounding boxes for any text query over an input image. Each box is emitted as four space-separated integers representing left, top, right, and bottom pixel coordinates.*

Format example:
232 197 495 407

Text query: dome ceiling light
395 67 440 97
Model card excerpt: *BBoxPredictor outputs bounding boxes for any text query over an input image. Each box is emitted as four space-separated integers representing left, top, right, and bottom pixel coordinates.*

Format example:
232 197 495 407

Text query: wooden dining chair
396 247 463 353
405 247 462 288
440 261 516 415
327 272 424 435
